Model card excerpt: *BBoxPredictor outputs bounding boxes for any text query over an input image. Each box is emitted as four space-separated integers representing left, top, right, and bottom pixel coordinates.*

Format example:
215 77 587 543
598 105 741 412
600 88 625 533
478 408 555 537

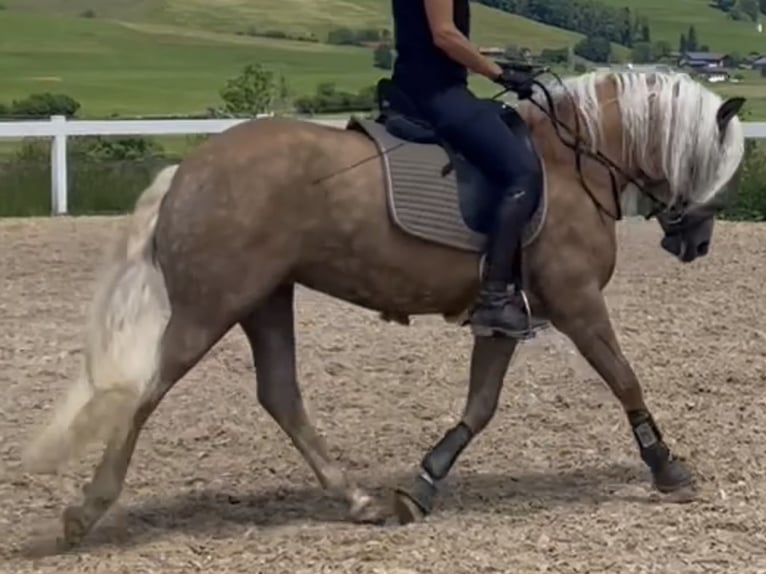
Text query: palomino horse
23 69 745 545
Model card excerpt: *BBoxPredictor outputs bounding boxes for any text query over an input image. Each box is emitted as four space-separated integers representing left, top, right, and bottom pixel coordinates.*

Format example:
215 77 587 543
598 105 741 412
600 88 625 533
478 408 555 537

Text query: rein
519 70 675 223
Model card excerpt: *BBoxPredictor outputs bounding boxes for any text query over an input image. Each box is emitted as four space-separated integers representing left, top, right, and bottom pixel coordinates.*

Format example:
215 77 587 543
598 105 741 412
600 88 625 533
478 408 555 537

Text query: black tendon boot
470 188 547 339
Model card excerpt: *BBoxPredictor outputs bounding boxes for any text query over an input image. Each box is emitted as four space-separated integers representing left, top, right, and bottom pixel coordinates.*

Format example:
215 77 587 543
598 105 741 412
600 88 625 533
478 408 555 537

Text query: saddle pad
348 117 547 253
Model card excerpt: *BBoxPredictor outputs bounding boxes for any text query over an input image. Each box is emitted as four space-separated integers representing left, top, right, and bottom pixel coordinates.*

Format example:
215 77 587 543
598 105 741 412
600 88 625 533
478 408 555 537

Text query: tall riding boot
469 188 547 339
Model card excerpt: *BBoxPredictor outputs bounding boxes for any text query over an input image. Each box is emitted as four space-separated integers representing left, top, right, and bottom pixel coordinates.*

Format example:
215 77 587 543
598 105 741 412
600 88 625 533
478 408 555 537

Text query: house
479 46 506 57
620 63 674 74
694 68 730 83
753 56 766 70
679 51 730 69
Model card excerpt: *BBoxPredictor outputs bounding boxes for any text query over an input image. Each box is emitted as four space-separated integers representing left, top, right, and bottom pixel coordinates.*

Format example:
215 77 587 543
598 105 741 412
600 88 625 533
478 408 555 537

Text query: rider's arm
424 0 503 81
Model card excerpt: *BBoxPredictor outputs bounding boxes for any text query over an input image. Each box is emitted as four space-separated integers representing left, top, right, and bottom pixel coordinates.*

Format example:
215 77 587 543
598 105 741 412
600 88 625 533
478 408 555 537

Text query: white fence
1 115 765 215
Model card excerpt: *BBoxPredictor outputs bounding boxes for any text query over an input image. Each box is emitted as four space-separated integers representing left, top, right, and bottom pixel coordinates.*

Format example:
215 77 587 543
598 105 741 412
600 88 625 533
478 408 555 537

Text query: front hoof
60 506 88 548
653 457 697 501
392 489 426 525
392 473 436 525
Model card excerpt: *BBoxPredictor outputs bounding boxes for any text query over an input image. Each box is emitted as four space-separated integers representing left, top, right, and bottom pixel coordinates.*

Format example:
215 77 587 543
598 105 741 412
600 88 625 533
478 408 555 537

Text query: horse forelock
532 70 745 208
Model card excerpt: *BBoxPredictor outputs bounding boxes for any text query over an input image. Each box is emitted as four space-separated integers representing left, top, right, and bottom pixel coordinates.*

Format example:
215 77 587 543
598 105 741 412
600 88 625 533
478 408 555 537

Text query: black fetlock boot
470 188 547 339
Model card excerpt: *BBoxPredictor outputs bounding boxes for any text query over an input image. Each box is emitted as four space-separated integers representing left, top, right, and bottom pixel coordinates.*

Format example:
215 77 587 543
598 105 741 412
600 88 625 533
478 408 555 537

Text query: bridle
511 69 687 225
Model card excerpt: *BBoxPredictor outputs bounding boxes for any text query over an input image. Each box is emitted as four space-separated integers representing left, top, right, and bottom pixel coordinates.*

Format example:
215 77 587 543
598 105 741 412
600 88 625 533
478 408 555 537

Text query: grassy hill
0 1 592 117
0 0 763 118
0 12 388 116
2 0 586 51
598 0 764 54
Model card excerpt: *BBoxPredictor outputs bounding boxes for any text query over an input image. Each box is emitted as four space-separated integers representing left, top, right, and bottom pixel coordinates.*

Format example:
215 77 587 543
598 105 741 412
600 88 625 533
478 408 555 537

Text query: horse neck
526 90 642 215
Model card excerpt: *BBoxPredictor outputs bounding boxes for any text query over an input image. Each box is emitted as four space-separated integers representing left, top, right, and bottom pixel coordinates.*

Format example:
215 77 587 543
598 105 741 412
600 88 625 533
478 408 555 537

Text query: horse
22 69 746 546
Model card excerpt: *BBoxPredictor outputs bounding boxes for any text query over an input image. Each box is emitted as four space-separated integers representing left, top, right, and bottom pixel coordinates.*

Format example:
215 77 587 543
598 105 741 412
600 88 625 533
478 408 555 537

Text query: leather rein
522 71 680 224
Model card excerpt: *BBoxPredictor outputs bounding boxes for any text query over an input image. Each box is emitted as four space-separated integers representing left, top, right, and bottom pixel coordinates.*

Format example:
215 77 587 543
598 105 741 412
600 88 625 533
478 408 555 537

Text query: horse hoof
659 483 699 504
60 506 87 548
653 457 697 502
349 492 388 525
392 489 426 525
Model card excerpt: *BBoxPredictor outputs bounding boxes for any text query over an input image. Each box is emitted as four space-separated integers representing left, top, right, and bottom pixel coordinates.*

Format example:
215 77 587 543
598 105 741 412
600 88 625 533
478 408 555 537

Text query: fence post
50 115 68 215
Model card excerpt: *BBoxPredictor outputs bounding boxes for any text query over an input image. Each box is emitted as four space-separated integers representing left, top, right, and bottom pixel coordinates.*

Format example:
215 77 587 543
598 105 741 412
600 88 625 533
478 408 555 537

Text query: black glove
494 67 535 100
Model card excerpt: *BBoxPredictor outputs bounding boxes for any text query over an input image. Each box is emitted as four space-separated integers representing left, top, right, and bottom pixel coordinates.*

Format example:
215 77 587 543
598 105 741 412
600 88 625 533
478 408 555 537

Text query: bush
373 43 393 70
294 83 375 114
539 47 569 65
0 136 178 216
0 92 82 118
241 27 318 43
326 27 390 46
721 140 766 220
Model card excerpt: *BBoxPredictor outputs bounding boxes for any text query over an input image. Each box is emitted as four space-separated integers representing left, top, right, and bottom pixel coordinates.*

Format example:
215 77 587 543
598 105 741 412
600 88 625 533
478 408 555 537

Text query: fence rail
1 115 765 215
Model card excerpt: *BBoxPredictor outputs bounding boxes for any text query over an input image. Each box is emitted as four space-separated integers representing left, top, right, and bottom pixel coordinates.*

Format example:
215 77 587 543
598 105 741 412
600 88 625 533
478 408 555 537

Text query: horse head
648 95 745 263
530 72 747 264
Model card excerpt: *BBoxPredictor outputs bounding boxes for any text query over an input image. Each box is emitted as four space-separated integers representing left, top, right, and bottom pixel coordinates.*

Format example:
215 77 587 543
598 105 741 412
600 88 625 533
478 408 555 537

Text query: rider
390 0 547 338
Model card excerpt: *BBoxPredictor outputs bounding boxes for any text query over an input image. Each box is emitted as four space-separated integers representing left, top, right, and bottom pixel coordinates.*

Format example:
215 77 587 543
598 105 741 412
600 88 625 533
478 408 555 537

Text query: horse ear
716 97 746 133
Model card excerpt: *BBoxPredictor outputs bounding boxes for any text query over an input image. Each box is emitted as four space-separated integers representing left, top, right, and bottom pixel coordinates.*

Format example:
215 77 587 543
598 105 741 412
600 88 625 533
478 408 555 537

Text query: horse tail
22 164 179 473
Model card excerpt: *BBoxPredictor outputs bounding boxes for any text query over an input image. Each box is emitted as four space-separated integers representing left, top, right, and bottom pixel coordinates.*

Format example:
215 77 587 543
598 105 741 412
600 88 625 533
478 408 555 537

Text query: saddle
345 78 547 253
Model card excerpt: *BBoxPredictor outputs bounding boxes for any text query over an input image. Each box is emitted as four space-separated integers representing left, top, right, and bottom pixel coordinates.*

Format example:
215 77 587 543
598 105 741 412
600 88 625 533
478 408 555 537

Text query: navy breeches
416 84 541 219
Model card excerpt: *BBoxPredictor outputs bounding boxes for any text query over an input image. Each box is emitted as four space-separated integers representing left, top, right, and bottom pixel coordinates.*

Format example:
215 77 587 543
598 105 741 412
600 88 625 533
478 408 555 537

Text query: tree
715 0 737 9
217 63 284 116
641 22 651 43
653 40 672 59
679 33 687 54
472 0 650 49
573 36 611 63
631 42 654 63
738 0 759 20
760 0 766 14
687 25 698 51
373 43 393 70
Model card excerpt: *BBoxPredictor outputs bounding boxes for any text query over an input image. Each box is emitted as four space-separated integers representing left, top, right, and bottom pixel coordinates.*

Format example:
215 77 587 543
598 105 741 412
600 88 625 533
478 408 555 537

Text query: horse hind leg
60 308 230 546
22 176 233 544
240 284 387 524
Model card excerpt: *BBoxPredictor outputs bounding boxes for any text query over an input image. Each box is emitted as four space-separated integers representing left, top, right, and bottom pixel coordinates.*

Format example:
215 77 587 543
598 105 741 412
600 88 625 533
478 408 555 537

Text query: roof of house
753 56 766 65
695 68 730 75
684 51 727 60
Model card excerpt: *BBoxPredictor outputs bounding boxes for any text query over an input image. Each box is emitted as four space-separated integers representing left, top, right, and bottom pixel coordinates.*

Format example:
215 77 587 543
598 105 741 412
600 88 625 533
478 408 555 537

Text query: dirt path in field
1 217 765 573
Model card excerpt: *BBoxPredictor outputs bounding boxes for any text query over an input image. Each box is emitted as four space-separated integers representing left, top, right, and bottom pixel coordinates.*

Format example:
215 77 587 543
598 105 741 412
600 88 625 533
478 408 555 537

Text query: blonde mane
531 70 745 209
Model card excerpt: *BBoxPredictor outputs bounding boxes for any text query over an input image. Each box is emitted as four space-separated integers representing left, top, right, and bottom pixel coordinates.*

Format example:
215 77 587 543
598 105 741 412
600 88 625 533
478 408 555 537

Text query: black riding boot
470 188 547 339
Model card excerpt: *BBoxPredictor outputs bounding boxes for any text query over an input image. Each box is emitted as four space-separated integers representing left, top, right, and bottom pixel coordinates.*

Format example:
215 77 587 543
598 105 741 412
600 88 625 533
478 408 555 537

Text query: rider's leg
419 85 546 337
470 180 547 338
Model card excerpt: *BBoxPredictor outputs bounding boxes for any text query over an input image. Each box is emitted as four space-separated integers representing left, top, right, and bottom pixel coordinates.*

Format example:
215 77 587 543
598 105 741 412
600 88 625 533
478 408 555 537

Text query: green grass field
597 0 765 54
0 11 391 116
0 0 763 119
0 1 592 117
4 0 586 50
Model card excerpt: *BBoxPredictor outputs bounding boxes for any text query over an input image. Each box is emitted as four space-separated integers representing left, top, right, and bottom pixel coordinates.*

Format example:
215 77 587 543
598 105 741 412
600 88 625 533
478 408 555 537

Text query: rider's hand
494 67 535 100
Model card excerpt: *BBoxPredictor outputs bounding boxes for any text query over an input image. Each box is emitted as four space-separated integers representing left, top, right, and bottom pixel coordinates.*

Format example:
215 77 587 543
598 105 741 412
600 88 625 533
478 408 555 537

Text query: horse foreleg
393 336 517 524
240 284 387 524
551 287 696 498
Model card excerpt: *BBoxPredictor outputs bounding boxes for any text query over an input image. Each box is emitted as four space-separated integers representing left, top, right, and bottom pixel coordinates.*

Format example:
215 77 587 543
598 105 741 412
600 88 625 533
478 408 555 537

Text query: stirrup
469 285 548 340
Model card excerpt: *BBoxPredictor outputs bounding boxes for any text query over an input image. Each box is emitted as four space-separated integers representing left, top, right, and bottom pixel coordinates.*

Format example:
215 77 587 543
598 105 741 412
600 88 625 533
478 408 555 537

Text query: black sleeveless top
391 0 470 98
